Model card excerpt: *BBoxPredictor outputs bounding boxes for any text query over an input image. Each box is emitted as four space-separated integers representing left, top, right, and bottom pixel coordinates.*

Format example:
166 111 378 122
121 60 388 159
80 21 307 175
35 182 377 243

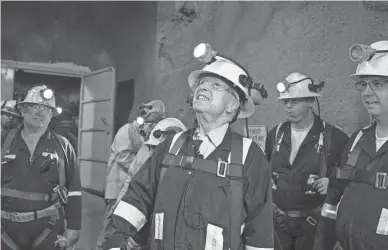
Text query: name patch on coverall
154 213 164 240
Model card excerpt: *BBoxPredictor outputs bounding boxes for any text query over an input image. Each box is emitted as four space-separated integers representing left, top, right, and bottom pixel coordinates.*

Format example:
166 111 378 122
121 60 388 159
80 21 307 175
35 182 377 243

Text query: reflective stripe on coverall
316 124 388 250
104 128 274 250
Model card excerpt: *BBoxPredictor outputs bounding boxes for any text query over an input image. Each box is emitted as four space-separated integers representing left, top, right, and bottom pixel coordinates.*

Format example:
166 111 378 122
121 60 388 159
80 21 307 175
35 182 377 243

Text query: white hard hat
145 118 188 146
277 72 321 100
188 57 255 119
349 40 388 81
17 85 57 113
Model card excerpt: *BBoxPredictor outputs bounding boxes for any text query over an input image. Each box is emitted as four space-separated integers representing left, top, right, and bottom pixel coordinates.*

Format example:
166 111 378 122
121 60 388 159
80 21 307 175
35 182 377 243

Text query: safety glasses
24 104 53 113
354 78 388 92
196 80 238 99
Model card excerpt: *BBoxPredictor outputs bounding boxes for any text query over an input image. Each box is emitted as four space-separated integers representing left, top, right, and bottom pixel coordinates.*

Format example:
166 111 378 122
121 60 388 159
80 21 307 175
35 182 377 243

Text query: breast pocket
35 153 60 186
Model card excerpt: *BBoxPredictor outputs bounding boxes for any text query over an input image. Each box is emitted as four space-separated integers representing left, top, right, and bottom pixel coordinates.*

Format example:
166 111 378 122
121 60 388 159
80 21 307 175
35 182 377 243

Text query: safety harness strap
160 130 245 249
162 154 242 178
319 123 332 178
229 132 243 250
1 212 60 249
336 168 388 189
1 227 20 250
1 188 51 202
337 129 388 189
1 126 20 160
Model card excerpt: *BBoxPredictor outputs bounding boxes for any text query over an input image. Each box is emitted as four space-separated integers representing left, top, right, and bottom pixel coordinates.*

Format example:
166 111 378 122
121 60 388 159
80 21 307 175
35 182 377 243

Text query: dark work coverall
266 114 349 250
1 127 81 250
103 128 274 250
315 123 388 250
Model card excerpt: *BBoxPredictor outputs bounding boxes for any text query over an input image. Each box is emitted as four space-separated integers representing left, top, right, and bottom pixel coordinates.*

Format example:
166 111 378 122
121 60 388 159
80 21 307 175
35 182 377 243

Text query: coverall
316 123 388 250
265 114 348 250
104 126 274 250
1 127 81 250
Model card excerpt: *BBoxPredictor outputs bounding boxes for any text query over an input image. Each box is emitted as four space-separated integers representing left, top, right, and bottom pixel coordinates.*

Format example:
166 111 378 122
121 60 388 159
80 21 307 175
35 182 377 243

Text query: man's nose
361 84 374 96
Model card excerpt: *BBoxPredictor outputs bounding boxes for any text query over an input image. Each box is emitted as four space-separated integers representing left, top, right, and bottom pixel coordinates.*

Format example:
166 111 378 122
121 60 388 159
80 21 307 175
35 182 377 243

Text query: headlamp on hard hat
277 77 325 94
277 81 290 93
136 116 145 126
41 89 54 100
152 128 178 139
349 44 388 63
193 43 217 64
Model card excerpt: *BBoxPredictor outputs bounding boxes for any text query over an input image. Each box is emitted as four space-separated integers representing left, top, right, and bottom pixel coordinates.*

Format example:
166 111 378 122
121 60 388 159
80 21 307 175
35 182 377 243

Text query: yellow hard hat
17 85 57 113
349 40 388 81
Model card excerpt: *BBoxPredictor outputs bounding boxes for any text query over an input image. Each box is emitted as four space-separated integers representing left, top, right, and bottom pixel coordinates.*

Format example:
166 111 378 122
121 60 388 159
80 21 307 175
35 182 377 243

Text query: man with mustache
102 47 273 250
265 73 348 250
1 85 81 249
316 40 388 250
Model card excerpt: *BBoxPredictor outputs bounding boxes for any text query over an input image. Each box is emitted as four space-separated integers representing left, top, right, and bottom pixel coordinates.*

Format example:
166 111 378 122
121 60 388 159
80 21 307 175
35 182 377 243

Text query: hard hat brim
188 69 255 119
1 110 22 118
277 92 320 100
17 101 58 115
349 73 386 82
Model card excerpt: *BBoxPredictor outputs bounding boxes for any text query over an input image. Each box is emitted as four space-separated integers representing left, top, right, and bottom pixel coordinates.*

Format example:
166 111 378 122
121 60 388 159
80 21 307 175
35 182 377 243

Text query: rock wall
154 1 388 135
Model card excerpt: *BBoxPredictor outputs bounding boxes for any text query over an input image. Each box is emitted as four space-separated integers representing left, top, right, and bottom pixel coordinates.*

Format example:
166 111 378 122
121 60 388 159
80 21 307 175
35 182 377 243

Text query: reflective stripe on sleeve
113 200 147 231
321 203 337 219
245 246 274 250
128 237 140 248
68 191 82 196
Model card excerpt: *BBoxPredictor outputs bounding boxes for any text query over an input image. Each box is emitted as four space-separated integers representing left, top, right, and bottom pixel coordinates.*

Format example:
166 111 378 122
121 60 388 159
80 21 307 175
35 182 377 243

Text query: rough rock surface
154 1 388 135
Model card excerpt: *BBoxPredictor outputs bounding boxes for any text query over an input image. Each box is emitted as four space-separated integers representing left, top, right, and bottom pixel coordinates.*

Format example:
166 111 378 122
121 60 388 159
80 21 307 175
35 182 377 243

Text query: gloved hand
56 229 80 249
312 177 329 195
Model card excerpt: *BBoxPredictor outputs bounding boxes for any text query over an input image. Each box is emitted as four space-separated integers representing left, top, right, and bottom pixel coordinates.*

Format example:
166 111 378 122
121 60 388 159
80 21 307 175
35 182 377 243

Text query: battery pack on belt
336 168 388 189
1 202 61 223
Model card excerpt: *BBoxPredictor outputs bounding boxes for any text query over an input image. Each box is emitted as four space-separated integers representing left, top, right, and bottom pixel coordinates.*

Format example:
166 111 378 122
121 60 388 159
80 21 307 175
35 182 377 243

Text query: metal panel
78 67 116 194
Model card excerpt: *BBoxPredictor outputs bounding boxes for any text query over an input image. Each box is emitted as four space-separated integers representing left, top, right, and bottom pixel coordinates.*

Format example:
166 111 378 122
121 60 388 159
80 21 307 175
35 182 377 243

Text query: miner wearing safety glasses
314 41 388 250
1 85 81 249
102 43 273 250
265 72 349 250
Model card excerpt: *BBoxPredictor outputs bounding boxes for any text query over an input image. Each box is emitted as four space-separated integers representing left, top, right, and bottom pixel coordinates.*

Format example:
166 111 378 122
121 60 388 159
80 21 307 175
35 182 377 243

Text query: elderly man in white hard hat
1 100 22 131
315 41 388 250
1 85 81 250
97 100 166 249
102 43 273 250
265 73 348 250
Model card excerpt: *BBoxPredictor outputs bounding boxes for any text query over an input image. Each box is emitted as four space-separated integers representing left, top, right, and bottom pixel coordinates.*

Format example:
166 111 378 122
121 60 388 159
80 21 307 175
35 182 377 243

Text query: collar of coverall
193 123 229 148
18 125 54 140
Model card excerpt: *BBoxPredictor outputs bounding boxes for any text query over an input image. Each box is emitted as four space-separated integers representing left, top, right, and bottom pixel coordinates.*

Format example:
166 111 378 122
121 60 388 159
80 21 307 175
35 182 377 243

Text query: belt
273 204 321 226
275 205 321 218
1 202 61 223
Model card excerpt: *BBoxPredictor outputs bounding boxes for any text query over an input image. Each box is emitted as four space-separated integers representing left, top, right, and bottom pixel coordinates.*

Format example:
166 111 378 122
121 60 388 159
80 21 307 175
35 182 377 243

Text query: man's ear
227 99 240 114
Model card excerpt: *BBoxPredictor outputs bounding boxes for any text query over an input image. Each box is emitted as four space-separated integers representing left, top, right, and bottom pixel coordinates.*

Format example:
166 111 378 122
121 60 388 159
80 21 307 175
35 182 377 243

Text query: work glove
312 177 329 195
